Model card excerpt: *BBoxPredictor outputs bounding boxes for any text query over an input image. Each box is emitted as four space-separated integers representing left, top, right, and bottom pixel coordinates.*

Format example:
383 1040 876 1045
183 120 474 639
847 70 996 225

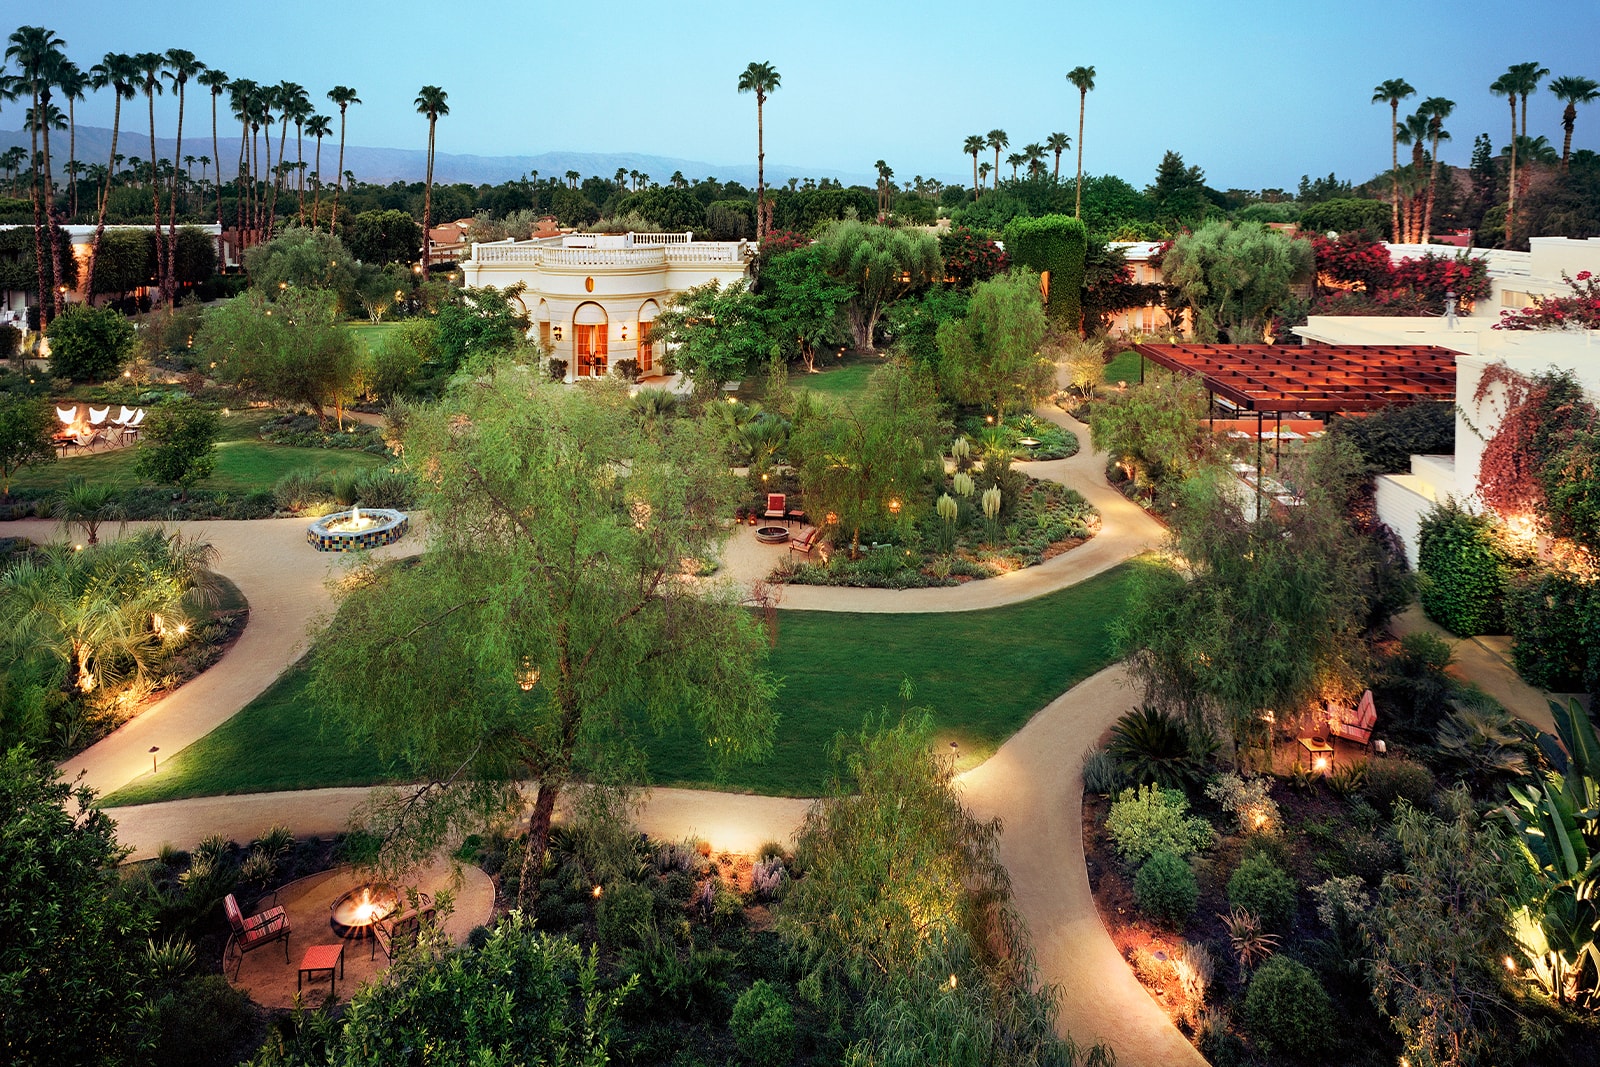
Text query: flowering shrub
1309 875 1371 927
1104 784 1214 864
1205 773 1280 834
1312 233 1393 292
1495 270 1600 331
1312 235 1488 311
1391 251 1489 308
937 226 1008 288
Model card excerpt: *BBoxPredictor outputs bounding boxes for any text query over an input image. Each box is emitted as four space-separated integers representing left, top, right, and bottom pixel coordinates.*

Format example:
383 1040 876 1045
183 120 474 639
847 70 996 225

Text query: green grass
347 322 403 353
1103 349 1144 386
102 561 1145 805
793 360 876 398
13 410 382 495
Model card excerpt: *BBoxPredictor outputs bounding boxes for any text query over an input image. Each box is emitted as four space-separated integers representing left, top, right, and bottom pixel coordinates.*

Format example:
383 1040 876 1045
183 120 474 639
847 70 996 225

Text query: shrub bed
257 412 389 455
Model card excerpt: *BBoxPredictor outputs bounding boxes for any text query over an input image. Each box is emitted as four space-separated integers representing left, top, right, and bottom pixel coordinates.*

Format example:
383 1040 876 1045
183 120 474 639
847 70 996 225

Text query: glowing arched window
573 302 608 377
536 299 552 350
637 299 660 374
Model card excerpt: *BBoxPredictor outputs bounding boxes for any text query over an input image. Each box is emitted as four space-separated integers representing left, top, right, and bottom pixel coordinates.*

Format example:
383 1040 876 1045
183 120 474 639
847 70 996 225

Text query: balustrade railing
470 240 749 268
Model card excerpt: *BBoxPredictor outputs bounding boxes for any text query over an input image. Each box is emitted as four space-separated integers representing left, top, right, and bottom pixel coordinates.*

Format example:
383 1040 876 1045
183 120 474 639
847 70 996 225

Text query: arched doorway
573 302 608 378
536 299 551 351
637 299 660 376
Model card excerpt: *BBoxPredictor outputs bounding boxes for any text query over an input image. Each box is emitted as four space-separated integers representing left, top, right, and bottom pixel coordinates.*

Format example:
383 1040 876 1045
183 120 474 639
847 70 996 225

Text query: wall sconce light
552 325 563 341
621 324 629 341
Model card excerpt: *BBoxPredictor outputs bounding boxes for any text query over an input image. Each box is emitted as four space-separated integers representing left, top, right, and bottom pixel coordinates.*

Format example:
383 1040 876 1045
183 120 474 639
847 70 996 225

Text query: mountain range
0 125 893 190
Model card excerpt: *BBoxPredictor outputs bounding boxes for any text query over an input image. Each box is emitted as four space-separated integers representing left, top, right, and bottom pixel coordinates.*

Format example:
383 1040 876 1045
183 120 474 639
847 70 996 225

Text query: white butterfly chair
56 405 78 426
122 409 146 442
111 406 137 427
88 406 110 426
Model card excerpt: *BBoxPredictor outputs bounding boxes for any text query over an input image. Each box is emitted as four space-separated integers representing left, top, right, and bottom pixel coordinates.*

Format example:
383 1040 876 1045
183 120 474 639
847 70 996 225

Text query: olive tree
813 220 940 350
1162 221 1313 342
0 395 56 499
309 365 777 897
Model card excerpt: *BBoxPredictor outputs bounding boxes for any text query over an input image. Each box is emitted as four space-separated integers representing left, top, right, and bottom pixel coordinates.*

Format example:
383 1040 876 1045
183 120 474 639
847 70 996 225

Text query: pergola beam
1132 343 1458 414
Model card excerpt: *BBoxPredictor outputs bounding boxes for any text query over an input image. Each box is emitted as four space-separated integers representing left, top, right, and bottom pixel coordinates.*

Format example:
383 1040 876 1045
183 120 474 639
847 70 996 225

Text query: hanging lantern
517 656 540 691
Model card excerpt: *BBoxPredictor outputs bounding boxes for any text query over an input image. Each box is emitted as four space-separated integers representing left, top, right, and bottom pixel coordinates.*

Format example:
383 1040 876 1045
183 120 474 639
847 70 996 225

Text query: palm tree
1046 131 1070 180
1004 152 1023 181
1549 75 1600 168
1023 142 1046 178
131 51 168 301
1420 96 1454 244
52 477 123 546
85 51 136 301
197 67 228 262
1066 66 1095 217
0 146 24 196
7 25 70 321
1509 133 1558 210
269 81 306 233
986 128 1008 193
1491 72 1520 246
414 85 449 281
1371 78 1415 243
1394 111 1430 242
228 79 256 247
737 61 781 242
1510 61 1548 142
670 170 686 188
306 113 331 229
963 134 985 195
565 170 579 189
58 60 86 220
163 49 204 298
326 85 361 232
978 161 992 190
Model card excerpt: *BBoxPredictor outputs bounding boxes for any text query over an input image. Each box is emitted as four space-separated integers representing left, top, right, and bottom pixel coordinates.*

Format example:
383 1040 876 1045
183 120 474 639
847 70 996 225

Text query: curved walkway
15 406 1194 1066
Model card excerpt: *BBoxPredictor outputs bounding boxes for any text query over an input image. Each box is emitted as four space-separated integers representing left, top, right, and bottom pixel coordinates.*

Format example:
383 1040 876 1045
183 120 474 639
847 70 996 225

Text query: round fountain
329 882 399 939
307 503 409 552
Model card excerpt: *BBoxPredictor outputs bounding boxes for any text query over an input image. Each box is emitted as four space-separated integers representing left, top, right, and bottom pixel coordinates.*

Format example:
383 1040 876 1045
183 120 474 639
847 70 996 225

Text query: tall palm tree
7 25 70 321
253 83 275 244
228 79 255 248
1420 96 1454 245
1510 61 1548 142
198 66 228 263
132 51 168 301
268 81 305 234
1005 152 1024 181
163 49 204 298
1549 75 1600 169
1066 66 1095 217
1491 72 1520 246
285 90 312 224
1395 111 1431 242
986 128 1008 193
737 61 781 242
1509 133 1558 211
978 161 992 190
85 51 136 301
0 146 24 196
414 85 448 281
1046 131 1070 180
326 85 361 232
1023 142 1046 178
58 60 86 220
306 113 331 229
963 134 985 196
1371 78 1415 243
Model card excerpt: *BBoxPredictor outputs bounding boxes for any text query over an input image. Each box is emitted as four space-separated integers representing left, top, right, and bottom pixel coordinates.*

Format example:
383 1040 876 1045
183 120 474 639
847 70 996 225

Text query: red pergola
1130 343 1459 414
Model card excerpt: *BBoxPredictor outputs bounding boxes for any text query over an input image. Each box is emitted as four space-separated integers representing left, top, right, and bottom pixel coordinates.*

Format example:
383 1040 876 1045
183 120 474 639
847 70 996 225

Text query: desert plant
1104 783 1214 864
1244 955 1331 1058
1172 940 1214 1028
1227 853 1297 933
1362 757 1435 814
1435 702 1531 790
1205 772 1280 834
1081 746 1123 795
1108 705 1215 790
1220 906 1281 973
1134 850 1199 927
145 936 197 982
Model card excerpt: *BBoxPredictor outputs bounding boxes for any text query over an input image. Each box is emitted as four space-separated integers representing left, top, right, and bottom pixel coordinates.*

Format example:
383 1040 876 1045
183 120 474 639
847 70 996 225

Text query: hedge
1416 499 1508 637
1002 214 1086 331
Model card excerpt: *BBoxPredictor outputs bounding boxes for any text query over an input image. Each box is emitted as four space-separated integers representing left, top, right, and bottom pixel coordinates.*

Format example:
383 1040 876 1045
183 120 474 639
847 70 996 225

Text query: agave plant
1107 705 1215 791
1220 906 1280 974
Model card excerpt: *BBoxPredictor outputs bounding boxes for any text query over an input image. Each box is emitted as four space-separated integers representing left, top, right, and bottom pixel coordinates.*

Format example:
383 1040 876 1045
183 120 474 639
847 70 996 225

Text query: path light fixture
592 885 603 898
150 746 159 773
516 657 540 692
887 498 901 516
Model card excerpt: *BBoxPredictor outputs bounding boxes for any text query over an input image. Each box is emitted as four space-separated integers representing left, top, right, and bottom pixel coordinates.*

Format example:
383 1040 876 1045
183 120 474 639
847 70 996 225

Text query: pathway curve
15 404 1194 1066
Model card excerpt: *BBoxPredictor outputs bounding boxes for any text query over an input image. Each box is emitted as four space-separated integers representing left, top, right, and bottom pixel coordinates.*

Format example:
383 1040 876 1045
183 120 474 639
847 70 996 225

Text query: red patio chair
1328 689 1378 752
764 493 787 524
223 892 291 977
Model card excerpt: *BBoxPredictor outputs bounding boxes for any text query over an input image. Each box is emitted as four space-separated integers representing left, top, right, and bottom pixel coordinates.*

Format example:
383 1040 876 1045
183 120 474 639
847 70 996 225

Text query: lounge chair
111 406 137 427
72 427 103 452
88 406 110 426
371 894 436 960
223 892 291 977
764 492 787 525
789 525 821 558
121 409 145 442
1328 689 1378 752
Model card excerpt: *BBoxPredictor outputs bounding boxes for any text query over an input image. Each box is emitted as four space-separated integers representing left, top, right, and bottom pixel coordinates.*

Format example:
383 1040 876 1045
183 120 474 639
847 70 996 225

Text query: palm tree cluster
957 66 1091 215
0 24 366 324
1374 62 1597 247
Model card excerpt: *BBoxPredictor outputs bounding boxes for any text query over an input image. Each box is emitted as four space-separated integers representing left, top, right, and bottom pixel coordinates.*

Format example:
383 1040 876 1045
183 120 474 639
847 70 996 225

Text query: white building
1295 236 1600 565
460 231 751 382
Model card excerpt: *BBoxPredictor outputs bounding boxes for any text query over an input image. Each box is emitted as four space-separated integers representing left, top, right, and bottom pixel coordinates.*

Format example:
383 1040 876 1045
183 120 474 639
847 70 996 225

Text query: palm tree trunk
1074 91 1086 217
268 118 288 237
40 90 67 320
312 138 323 230
27 85 48 325
333 107 347 234
421 118 435 281
1389 101 1400 243
85 95 124 303
972 152 978 198
1506 99 1518 247
295 126 305 225
1562 104 1576 169
168 85 187 299
212 96 225 268
147 89 167 305
68 97 78 219
755 91 766 242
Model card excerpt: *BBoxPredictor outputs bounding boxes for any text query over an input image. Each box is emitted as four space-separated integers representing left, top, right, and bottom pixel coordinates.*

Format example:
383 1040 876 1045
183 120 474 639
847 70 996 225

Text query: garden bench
1328 689 1378 752
223 891 291 977
371 895 436 960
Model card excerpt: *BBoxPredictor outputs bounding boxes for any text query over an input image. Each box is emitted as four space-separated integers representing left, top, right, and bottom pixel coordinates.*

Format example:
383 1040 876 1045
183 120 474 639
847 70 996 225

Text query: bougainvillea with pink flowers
1495 271 1600 331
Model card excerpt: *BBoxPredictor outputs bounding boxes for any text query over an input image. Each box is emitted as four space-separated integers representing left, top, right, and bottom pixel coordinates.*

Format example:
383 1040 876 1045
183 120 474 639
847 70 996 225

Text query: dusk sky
17 0 1600 190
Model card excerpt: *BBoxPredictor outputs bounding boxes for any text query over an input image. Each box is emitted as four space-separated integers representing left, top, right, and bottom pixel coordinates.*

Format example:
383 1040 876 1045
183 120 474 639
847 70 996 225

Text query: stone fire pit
754 524 790 545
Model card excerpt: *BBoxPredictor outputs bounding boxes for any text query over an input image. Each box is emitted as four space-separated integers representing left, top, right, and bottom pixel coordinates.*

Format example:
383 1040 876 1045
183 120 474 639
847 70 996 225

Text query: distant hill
0 125 884 189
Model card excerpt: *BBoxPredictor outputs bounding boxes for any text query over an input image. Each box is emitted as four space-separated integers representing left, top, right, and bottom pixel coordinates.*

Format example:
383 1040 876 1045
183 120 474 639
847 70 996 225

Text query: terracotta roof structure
1130 343 1458 413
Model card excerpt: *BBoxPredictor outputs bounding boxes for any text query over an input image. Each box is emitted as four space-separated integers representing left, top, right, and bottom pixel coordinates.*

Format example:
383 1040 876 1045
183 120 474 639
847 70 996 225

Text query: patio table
298 942 345 996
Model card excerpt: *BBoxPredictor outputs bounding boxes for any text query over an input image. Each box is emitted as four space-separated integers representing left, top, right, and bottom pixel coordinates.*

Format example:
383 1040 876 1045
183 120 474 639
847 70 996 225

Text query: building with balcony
460 231 752 382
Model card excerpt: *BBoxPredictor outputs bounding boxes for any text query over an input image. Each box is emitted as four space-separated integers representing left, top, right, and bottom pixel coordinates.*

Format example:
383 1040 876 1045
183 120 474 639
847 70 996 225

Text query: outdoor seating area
226 859 494 1008
52 403 146 453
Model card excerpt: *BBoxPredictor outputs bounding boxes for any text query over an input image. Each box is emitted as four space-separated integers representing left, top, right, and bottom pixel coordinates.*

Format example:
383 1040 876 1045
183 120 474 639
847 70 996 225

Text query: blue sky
19 0 1600 189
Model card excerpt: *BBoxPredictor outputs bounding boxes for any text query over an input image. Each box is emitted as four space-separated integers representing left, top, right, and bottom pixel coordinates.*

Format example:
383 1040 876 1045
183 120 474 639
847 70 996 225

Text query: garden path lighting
149 746 159 773
592 885 603 898
516 657 540 691
887 498 901 515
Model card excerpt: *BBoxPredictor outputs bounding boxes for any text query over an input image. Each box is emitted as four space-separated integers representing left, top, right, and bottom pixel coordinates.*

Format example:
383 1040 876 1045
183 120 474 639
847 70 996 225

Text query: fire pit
329 883 399 939
754 525 790 545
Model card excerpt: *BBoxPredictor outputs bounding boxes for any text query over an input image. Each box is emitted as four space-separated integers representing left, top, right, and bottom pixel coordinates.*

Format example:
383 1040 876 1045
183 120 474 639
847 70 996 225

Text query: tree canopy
1162 220 1313 342
937 268 1052 423
198 288 363 424
813 221 940 351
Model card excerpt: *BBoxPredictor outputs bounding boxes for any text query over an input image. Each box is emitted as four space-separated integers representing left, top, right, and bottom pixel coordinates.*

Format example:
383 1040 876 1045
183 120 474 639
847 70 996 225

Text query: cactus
982 485 1002 520
953 472 975 498
951 435 971 461
936 493 958 523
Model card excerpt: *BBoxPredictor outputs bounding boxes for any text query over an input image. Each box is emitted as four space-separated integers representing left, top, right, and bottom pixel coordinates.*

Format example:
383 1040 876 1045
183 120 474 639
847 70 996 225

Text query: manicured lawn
793 359 877 398
12 410 382 495
1103 349 1144 386
102 561 1144 805
347 322 402 353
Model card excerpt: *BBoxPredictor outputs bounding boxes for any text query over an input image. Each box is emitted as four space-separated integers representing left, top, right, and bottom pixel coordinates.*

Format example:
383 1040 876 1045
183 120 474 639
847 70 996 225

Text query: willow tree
310 365 777 897
936 268 1051 423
